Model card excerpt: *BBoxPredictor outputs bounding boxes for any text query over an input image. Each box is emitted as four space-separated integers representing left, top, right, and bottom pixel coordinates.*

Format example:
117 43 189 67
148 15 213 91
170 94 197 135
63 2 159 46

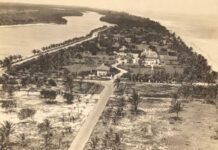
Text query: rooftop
96 64 110 71
141 48 158 59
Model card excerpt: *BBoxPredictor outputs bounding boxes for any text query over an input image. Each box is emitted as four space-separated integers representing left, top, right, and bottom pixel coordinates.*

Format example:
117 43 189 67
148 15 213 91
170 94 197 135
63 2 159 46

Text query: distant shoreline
0 3 83 26
0 21 67 28
0 15 84 28
0 14 83 27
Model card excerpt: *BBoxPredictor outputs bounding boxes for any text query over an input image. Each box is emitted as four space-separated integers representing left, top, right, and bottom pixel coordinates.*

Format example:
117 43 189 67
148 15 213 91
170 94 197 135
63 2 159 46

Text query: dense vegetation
100 12 217 83
0 6 217 84
100 12 169 35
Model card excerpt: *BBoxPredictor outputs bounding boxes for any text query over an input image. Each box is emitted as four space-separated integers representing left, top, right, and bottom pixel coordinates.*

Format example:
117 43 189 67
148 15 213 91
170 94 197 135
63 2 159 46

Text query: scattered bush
63 93 74 104
40 89 57 104
18 108 36 120
169 94 182 119
48 79 57 87
1 100 16 112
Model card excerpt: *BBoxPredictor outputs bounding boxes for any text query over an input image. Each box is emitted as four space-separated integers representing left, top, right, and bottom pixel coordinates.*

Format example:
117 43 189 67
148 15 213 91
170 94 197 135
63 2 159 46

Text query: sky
0 0 218 16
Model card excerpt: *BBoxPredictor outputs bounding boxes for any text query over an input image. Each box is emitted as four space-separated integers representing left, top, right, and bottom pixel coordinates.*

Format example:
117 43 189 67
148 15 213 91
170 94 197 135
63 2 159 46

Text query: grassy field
118 64 152 74
85 83 218 150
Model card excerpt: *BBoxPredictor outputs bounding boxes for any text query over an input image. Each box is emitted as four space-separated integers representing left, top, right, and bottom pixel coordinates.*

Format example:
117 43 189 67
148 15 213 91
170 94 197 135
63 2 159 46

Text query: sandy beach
156 18 218 71
130 10 218 71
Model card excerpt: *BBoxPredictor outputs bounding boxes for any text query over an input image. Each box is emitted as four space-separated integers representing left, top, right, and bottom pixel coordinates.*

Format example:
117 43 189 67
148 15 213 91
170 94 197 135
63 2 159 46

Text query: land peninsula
0 3 218 150
0 3 84 25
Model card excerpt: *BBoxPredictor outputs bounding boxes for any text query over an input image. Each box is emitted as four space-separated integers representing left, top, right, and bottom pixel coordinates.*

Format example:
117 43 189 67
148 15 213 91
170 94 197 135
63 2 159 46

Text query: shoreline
0 15 84 29
0 26 109 76
158 19 218 71
0 25 111 75
179 37 218 71
152 18 218 71
129 10 218 72
0 12 109 60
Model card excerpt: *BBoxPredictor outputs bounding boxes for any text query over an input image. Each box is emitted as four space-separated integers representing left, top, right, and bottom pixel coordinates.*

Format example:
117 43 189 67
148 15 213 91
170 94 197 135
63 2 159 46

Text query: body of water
131 11 218 71
0 12 109 59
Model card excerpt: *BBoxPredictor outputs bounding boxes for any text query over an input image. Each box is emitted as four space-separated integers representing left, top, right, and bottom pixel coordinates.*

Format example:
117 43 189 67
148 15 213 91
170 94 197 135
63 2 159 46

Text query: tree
130 89 141 114
2 57 12 71
32 49 37 55
32 49 40 55
17 55 22 61
17 133 27 148
206 71 218 84
1 100 16 112
179 85 192 101
48 79 57 87
138 58 144 75
0 121 14 149
114 133 121 145
119 97 126 108
169 93 182 119
64 75 74 94
79 76 84 91
20 77 29 88
114 78 121 88
63 93 74 104
38 119 53 150
89 136 99 149
0 60 3 67
40 89 57 104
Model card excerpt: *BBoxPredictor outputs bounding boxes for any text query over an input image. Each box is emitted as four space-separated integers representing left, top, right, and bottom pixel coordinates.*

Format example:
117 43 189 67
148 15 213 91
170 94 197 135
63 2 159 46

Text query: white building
119 45 127 52
141 48 160 66
96 64 110 77
131 53 139 64
115 51 127 57
120 58 128 64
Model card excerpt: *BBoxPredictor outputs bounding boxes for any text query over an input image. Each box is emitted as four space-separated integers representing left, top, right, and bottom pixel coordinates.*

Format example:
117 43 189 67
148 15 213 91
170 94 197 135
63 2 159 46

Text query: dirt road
69 58 127 150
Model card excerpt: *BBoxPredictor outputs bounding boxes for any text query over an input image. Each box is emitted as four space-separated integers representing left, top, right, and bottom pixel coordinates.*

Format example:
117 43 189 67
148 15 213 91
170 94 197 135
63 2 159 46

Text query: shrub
63 93 74 104
48 79 57 87
18 108 36 120
169 95 182 119
1 100 16 112
40 89 57 100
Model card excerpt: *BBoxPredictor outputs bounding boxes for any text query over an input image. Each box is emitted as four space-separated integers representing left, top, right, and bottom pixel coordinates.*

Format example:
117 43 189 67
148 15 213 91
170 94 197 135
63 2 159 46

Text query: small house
96 64 110 77
141 48 160 66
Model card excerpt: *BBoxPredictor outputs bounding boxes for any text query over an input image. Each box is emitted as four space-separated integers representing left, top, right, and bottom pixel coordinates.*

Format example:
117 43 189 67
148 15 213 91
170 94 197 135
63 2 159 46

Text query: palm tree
79 76 84 91
38 119 52 134
138 58 144 75
2 57 12 71
89 136 99 149
64 75 74 94
211 71 218 83
36 50 41 54
32 49 37 55
17 133 27 148
17 55 22 61
1 100 16 112
130 89 141 114
179 85 191 101
0 60 3 67
38 119 53 150
170 93 182 119
114 78 121 88
0 121 14 149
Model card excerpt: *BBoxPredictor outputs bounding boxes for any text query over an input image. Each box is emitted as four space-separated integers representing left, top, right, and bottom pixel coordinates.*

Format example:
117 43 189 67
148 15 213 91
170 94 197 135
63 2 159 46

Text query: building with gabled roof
96 64 110 77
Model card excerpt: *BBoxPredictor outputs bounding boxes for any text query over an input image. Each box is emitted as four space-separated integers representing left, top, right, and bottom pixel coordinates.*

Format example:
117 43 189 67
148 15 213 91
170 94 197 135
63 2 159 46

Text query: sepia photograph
0 0 218 149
